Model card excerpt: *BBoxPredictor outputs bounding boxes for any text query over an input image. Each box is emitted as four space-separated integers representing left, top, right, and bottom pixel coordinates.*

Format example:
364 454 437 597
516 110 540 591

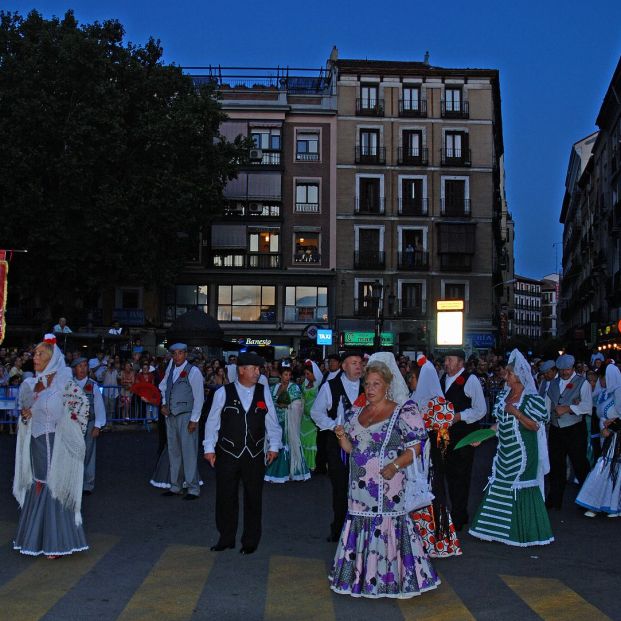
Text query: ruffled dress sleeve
289 383 303 401
522 394 549 424
397 400 427 447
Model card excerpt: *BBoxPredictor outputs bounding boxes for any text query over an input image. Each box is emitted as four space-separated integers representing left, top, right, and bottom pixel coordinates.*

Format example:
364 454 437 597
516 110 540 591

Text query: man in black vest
203 352 281 555
440 349 487 531
311 351 364 541
314 354 342 475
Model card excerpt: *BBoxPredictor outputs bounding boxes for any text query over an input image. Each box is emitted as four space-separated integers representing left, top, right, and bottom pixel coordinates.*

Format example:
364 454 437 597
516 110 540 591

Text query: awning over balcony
211 224 247 248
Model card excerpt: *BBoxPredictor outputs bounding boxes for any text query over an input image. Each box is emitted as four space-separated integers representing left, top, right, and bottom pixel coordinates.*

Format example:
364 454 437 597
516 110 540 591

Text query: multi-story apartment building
331 55 508 354
560 55 621 353
541 273 559 338
513 275 542 340
167 66 338 358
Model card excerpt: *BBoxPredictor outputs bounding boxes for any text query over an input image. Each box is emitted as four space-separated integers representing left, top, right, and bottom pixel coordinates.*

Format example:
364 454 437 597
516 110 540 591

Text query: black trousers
444 421 475 528
546 420 590 509
215 448 266 548
314 429 329 473
325 432 349 538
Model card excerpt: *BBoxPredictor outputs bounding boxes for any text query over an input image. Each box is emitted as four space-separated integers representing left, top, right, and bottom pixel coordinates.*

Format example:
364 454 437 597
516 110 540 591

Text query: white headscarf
304 359 322 387
412 356 443 412
508 349 537 395
605 363 621 396
24 335 71 390
367 352 410 406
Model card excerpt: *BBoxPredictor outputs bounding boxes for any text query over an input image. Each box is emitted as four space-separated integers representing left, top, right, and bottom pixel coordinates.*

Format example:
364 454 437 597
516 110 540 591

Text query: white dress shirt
443 368 487 424
203 381 282 454
75 377 107 429
158 360 205 422
544 372 592 419
311 374 361 431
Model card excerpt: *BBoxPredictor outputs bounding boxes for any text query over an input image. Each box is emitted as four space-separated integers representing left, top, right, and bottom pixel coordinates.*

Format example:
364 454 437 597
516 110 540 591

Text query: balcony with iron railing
355 146 386 165
398 303 427 318
440 198 471 217
354 197 385 215
399 99 428 118
249 150 282 167
439 253 473 271
295 151 320 162
440 148 471 167
294 251 321 264
441 100 470 118
398 197 428 216
354 250 385 269
397 147 428 166
354 299 377 317
356 98 385 116
210 252 282 269
294 202 320 213
397 250 430 270
223 203 282 218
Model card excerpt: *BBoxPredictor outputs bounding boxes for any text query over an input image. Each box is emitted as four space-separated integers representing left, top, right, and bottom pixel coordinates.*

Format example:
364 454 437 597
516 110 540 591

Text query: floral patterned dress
329 400 440 599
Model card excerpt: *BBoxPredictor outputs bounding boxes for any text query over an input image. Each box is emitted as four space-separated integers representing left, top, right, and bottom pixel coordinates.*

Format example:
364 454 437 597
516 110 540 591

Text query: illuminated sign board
436 299 464 346
437 300 464 311
317 329 333 345
237 338 272 347
343 332 394 347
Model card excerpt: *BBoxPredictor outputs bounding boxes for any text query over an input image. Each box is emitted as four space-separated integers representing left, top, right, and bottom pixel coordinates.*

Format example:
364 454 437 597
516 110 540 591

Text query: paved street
0 429 619 621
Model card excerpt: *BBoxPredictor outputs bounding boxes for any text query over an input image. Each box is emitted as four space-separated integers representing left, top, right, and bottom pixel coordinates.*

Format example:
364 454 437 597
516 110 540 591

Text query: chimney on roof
330 46 338 62
424 51 430 65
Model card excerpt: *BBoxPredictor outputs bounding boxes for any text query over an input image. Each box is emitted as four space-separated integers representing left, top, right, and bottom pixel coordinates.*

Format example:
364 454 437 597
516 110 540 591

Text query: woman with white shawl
13 335 90 558
576 362 621 517
469 349 554 547
410 355 463 557
329 352 440 599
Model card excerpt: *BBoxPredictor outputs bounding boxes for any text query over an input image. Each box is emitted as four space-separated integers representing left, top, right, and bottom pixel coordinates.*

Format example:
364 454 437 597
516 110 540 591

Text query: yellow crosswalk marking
501 575 612 621
0 521 16 546
399 572 475 620
0 533 118 620
265 555 335 621
117 544 214 621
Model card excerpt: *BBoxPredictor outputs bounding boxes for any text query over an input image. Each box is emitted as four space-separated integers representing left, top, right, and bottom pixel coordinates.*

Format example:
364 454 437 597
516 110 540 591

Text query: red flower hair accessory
417 355 427 367
257 401 267 410
43 334 56 344
455 375 465 386
353 394 367 407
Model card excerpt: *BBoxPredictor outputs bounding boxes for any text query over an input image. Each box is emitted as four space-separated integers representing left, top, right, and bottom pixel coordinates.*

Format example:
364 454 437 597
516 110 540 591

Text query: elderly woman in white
13 335 89 558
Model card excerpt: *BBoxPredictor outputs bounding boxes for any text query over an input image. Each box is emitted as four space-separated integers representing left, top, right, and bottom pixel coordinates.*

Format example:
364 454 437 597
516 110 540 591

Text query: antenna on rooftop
424 51 430 65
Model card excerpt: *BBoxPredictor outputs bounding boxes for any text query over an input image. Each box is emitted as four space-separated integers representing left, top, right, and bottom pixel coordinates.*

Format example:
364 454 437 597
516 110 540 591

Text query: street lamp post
370 280 384 351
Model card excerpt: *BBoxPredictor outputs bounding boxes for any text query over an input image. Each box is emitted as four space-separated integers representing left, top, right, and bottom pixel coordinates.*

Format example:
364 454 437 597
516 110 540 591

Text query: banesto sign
238 338 272 346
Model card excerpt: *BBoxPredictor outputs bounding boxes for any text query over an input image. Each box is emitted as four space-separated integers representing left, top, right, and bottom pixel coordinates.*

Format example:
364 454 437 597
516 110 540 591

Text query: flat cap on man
237 351 265 367
555 354 575 370
340 350 363 363
540 360 556 373
445 349 466 360
169 343 188 352
71 357 88 368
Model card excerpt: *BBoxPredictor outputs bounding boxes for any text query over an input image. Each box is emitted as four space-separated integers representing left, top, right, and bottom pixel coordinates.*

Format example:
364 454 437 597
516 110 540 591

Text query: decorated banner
0 251 7 345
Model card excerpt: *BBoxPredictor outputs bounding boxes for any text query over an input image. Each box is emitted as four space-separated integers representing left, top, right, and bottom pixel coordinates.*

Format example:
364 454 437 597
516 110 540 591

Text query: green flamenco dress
469 391 554 547
301 382 319 471
264 383 310 483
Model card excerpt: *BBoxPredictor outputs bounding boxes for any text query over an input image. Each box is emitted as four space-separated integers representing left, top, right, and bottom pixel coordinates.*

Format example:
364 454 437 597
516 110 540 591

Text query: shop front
596 320 621 356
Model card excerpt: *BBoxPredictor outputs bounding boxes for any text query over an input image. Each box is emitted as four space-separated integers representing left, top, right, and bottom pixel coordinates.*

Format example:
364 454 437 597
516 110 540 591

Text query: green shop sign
343 331 395 347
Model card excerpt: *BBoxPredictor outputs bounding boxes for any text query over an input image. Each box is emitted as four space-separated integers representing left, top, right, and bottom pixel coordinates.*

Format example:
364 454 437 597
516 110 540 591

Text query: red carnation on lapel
455 375 465 386
84 383 93 393
353 394 367 407
257 401 267 409
566 383 574 390
179 370 188 378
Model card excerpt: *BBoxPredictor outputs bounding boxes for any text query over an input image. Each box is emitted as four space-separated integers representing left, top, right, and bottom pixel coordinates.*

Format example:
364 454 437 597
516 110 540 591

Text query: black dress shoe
326 534 339 543
182 493 199 501
210 542 235 552
161 490 177 497
82 490 92 496
240 546 257 555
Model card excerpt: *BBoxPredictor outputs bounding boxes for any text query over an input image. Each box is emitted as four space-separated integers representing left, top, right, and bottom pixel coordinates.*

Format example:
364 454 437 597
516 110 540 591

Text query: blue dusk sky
5 0 621 279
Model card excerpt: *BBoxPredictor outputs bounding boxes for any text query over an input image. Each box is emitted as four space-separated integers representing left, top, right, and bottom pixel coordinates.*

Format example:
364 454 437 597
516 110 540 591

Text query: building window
402 87 420 112
251 128 281 165
164 285 208 321
294 232 320 263
437 223 476 271
296 132 319 161
357 84 383 115
249 230 279 253
445 88 462 113
357 129 383 163
399 130 426 165
295 182 320 213
356 176 384 214
443 131 470 165
445 282 466 300
400 281 426 317
354 226 384 269
441 178 470 216
398 227 428 269
400 178 426 215
217 285 276 322
285 286 328 322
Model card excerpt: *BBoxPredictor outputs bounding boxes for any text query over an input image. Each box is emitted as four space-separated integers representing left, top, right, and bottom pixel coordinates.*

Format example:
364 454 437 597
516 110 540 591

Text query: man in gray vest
538 360 557 399
72 357 106 495
545 353 592 509
158 343 204 500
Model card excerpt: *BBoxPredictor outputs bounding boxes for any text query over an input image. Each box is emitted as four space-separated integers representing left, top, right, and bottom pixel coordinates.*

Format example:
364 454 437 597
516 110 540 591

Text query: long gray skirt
14 433 89 556
149 445 204 489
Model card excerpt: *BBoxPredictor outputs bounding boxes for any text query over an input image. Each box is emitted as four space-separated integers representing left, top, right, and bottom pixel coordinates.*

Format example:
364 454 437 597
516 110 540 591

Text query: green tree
0 10 247 316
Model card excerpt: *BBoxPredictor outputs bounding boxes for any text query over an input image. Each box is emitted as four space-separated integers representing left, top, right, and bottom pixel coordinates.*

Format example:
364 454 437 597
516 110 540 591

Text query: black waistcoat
327 375 364 420
217 383 266 459
440 371 473 441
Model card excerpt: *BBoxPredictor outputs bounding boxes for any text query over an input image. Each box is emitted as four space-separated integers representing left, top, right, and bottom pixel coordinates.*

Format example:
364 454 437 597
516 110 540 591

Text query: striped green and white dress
469 391 554 547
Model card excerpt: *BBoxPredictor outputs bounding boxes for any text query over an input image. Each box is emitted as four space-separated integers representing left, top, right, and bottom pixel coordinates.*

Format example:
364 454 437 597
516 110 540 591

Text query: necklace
362 400 386 427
